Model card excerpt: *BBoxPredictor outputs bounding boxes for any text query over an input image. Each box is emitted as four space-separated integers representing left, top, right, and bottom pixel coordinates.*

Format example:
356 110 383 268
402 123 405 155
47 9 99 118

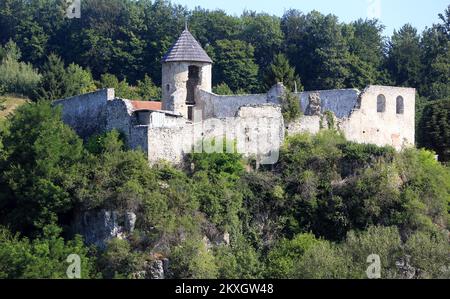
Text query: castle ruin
54 29 416 165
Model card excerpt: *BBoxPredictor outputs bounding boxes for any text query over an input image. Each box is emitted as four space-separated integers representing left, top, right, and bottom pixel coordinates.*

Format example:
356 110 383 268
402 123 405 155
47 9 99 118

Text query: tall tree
281 10 352 90
240 11 284 70
263 53 302 91
212 39 259 93
35 54 67 101
420 5 450 99
387 24 422 88
418 99 450 161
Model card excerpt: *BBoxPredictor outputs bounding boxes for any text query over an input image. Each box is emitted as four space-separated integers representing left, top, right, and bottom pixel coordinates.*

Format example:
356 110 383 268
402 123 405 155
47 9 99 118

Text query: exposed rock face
306 92 322 116
72 209 137 249
267 82 286 104
147 260 165 279
396 255 417 279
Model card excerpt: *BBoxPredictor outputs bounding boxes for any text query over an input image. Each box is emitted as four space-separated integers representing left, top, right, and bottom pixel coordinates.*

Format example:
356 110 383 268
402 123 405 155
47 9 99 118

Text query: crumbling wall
340 85 415 150
195 84 285 120
196 90 267 119
105 98 133 141
296 89 360 118
53 89 115 139
146 105 284 165
287 85 415 150
287 115 322 136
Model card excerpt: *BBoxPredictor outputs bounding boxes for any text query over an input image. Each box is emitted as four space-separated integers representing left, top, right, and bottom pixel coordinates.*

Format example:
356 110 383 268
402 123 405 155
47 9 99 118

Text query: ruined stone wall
53 89 115 139
195 84 289 121
287 86 415 150
287 115 322 136
105 98 133 141
146 105 284 165
296 89 360 118
340 85 415 150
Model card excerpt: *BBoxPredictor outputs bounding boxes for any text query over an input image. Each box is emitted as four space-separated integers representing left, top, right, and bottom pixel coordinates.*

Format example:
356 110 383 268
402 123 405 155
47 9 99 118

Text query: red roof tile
130 101 162 111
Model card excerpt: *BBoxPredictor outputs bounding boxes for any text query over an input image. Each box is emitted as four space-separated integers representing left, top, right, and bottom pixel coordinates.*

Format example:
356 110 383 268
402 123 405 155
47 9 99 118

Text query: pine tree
35 54 66 101
264 53 302 91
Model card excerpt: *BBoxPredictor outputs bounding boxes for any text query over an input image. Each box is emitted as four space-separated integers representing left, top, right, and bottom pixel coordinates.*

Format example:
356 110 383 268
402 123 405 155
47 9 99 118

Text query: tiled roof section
162 30 213 63
130 101 162 111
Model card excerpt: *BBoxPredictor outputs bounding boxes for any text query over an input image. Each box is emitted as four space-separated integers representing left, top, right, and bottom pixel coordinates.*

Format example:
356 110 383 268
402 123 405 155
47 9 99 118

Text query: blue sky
171 0 449 36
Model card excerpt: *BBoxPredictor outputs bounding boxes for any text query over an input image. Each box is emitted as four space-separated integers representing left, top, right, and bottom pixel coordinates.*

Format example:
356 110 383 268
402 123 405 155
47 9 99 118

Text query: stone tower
161 29 213 120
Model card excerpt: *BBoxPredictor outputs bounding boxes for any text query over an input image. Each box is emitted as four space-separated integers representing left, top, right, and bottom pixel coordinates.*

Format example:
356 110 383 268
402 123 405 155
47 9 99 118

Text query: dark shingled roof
162 30 213 63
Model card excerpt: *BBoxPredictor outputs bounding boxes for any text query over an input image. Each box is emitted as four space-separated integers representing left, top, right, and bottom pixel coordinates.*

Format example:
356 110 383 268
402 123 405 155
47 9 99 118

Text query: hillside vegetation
0 102 448 279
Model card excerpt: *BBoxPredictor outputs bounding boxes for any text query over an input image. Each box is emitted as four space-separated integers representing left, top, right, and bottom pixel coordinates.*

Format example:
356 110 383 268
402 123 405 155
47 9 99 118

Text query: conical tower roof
162 30 213 64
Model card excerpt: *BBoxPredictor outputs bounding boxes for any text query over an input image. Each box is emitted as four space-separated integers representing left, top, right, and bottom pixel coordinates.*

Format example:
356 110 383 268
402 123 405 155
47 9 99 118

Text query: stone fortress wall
196 84 415 151
53 83 415 166
53 88 115 139
52 88 285 165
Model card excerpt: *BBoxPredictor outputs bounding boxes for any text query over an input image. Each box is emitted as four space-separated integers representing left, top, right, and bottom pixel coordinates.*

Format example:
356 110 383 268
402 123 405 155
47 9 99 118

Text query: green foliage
189 140 244 230
395 148 450 233
387 24 422 87
98 238 144 279
213 82 233 95
240 12 283 70
264 53 302 91
404 230 450 279
0 40 41 97
296 240 350 279
266 233 322 278
98 73 138 99
418 99 450 161
342 226 403 278
64 63 97 97
0 225 97 279
0 101 83 232
279 131 449 241
212 39 259 93
280 90 301 123
35 54 67 101
0 1 449 280
282 10 355 90
136 74 161 101
33 54 96 101
170 238 218 279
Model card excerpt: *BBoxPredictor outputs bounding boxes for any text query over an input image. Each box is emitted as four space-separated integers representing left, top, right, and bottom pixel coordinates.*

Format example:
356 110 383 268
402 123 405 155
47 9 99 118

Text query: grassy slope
0 95 29 120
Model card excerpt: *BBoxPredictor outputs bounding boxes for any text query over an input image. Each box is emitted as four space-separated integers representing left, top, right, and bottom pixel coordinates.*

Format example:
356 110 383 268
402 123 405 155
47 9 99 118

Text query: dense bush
0 41 41 97
0 225 97 279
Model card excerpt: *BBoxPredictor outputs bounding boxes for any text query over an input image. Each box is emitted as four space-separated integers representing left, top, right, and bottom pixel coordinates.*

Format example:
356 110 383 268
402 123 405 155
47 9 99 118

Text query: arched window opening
377 94 386 113
396 96 404 114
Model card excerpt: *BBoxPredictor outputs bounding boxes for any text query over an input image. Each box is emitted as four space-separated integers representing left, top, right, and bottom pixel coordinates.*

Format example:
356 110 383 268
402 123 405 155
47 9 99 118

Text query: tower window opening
186 65 200 105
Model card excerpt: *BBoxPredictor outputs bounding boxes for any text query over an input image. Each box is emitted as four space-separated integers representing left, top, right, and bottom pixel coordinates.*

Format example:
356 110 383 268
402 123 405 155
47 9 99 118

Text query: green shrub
0 41 41 97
